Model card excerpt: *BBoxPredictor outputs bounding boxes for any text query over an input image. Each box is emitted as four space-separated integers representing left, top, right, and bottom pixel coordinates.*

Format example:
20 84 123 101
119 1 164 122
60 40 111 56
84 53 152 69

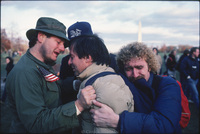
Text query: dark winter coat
180 55 199 80
176 55 187 72
118 73 182 133
166 54 177 71
6 58 14 76
5 50 79 133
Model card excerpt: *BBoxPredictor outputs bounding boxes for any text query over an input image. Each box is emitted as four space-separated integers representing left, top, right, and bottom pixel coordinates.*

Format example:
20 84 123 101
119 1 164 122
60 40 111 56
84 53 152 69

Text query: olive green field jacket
5 50 79 133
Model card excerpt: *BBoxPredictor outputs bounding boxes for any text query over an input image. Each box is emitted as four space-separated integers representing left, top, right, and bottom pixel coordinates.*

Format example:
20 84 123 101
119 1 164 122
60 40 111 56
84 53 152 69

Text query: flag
37 66 59 82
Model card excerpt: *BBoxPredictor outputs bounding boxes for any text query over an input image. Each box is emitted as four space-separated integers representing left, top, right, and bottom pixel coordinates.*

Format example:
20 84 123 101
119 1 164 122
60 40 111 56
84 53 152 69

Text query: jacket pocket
45 82 59 107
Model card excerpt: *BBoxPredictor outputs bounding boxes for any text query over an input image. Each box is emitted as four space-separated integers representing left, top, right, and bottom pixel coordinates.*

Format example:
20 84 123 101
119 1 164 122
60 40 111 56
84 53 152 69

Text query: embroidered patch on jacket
37 66 59 82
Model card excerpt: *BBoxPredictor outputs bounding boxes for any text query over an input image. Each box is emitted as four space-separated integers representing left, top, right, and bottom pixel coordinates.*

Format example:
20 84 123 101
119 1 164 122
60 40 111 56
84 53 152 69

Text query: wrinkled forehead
125 57 146 66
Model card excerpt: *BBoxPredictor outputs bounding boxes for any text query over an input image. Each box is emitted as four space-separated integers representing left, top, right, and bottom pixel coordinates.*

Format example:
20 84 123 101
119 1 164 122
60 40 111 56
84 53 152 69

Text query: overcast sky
1 1 199 53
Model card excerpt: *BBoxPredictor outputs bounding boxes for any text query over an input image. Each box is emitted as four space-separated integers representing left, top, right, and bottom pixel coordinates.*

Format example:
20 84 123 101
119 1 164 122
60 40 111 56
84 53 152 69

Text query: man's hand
90 100 119 128
75 85 96 112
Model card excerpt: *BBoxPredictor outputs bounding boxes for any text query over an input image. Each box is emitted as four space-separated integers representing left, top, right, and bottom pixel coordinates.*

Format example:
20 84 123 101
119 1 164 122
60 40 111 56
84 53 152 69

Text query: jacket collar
26 49 53 71
147 72 154 87
77 63 110 80
133 72 155 101
189 54 196 60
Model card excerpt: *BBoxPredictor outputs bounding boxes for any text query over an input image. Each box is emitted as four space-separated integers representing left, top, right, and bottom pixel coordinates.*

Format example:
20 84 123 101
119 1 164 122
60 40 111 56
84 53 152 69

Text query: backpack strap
85 72 117 87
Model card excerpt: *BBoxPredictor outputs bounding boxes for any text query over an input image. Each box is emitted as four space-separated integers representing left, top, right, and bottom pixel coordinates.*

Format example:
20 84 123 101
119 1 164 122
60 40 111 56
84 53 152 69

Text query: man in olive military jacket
5 17 96 133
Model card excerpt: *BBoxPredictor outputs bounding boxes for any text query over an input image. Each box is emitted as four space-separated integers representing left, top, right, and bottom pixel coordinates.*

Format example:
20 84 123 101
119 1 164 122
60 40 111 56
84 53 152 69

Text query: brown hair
117 42 160 74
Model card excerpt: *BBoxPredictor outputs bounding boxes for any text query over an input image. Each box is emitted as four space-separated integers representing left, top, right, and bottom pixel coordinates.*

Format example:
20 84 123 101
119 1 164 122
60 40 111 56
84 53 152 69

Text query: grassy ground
182 103 199 134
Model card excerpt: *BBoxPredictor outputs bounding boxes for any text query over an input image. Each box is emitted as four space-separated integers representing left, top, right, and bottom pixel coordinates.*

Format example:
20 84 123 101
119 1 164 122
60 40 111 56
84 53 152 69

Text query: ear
85 55 93 63
37 32 46 43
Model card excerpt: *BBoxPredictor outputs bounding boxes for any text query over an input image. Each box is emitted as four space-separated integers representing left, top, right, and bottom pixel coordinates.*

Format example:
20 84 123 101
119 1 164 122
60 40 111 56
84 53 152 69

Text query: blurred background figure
152 47 162 75
176 49 190 72
180 47 199 109
176 49 190 96
166 49 177 78
5 57 14 76
1 57 14 103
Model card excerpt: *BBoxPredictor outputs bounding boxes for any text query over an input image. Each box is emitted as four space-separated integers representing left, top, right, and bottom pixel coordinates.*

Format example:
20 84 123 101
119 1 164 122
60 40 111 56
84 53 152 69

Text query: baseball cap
67 21 93 40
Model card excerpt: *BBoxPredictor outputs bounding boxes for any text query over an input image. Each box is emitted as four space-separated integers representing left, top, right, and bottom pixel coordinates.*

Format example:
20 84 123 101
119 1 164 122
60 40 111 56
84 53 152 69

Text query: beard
128 75 145 83
42 51 56 66
40 46 56 66
44 59 56 66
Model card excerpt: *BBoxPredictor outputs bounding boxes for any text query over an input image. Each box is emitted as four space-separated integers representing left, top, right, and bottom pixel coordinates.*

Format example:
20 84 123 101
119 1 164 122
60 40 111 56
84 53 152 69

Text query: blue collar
147 72 154 87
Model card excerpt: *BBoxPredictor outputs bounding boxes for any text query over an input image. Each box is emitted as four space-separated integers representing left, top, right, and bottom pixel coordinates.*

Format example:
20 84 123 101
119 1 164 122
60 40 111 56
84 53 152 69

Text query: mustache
128 75 145 82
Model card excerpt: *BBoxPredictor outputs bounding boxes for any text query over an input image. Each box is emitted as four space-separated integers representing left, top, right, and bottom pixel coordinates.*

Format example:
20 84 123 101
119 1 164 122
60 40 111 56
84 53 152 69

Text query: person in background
176 49 190 97
68 34 134 133
1 57 14 102
152 47 162 74
163 52 167 62
176 49 190 72
4 17 96 133
180 47 199 109
90 42 182 133
163 51 168 75
5 57 15 76
166 49 177 78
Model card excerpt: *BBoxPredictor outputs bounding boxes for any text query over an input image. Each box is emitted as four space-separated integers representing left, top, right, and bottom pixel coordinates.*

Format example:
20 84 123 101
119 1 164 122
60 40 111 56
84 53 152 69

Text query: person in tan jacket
68 34 134 133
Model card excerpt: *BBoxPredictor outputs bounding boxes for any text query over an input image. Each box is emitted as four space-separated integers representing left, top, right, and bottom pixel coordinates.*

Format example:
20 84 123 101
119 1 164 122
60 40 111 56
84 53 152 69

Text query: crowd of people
1 17 199 133
163 48 199 109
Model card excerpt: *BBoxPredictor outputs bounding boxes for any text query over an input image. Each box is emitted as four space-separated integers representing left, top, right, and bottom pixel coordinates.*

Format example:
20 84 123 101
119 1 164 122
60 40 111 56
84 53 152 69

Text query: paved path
182 102 199 134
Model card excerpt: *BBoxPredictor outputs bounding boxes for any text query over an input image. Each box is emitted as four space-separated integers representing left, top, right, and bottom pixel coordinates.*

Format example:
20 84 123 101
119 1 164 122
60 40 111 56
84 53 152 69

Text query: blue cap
67 21 93 40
